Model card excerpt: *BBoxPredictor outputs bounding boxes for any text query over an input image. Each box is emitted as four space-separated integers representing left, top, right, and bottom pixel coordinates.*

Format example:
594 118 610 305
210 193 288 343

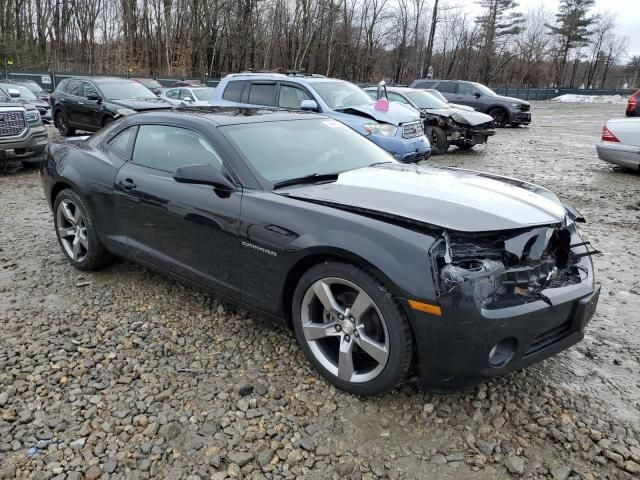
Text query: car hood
449 103 475 112
14 98 48 108
338 102 420 125
110 98 172 110
423 108 493 126
279 164 566 232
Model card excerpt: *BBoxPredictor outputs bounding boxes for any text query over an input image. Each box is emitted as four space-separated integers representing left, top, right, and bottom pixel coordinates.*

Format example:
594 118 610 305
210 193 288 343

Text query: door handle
119 178 137 191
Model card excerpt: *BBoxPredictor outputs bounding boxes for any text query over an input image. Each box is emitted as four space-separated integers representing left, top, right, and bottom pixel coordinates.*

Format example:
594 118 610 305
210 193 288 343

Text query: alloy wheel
56 199 89 262
55 112 68 135
300 277 389 383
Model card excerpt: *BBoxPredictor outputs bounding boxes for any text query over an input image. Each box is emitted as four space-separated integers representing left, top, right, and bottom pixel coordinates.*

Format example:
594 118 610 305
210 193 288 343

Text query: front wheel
429 126 449 155
488 107 509 128
292 261 413 396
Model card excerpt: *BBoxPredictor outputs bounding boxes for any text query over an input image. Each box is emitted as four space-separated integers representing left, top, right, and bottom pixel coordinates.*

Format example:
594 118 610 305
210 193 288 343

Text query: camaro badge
241 241 277 257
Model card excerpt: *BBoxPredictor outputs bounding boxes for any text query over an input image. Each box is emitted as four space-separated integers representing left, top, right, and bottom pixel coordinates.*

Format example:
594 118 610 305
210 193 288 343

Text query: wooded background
0 0 637 88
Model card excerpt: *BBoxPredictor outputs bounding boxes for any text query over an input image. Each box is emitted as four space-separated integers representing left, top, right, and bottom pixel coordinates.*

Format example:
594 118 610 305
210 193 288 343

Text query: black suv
410 79 531 127
50 77 172 136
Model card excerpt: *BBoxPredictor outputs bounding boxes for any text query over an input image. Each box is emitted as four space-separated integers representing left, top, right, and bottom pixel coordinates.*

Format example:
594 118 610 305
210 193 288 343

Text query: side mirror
183 96 194 102
300 99 319 111
87 93 102 102
174 164 235 192
8 88 20 98
474 92 481 98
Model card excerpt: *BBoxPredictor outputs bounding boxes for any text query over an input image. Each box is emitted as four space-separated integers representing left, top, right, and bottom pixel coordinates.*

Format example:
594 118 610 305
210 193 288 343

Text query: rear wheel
53 189 113 270
488 107 508 128
292 261 413 396
54 110 76 137
429 126 449 155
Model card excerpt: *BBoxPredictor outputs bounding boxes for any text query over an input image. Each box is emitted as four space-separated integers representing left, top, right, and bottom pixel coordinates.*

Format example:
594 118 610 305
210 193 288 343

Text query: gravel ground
0 103 639 480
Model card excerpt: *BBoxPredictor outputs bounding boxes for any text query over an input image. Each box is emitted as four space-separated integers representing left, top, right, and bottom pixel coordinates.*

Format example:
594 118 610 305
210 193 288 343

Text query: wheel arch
280 247 405 329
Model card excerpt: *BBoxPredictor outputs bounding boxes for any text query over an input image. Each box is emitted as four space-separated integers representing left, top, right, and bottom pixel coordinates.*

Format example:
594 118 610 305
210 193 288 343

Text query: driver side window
132 125 224 174
278 85 312 109
459 82 478 96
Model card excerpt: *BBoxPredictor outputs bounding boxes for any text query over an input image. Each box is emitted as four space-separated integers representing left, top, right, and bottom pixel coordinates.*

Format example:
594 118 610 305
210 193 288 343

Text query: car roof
62 76 132 83
223 73 345 85
131 107 324 126
363 86 418 93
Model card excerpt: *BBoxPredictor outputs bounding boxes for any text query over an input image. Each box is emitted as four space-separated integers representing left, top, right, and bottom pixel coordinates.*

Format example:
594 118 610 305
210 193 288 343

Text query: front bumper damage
422 110 495 148
407 218 600 392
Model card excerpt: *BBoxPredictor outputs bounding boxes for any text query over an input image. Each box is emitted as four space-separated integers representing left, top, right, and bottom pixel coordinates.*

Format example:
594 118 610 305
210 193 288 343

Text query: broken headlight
441 259 506 306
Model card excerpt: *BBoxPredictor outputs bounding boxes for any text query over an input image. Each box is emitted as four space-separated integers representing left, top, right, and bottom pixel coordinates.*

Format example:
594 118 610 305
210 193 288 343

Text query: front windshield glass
192 88 214 101
405 91 449 109
312 81 374 110
426 89 448 103
474 83 497 96
23 82 43 93
222 118 396 183
139 79 162 89
99 82 156 100
0 84 36 100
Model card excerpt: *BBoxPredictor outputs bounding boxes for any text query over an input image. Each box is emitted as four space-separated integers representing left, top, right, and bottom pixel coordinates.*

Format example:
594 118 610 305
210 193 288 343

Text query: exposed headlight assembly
25 110 42 125
363 123 397 137
116 108 136 116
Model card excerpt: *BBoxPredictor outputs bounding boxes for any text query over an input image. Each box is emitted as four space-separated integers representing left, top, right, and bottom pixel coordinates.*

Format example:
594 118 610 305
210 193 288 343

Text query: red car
626 90 639 117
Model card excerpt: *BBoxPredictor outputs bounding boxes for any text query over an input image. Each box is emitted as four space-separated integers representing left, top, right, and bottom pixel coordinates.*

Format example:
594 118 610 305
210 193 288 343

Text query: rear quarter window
222 80 247 102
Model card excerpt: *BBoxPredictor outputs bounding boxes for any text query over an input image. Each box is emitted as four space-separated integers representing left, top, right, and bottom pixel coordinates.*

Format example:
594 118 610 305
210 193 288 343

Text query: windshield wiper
273 173 339 190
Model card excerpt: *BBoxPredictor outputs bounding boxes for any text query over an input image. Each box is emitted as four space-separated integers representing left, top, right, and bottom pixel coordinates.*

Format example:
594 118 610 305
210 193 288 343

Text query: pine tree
547 0 596 88
476 0 524 84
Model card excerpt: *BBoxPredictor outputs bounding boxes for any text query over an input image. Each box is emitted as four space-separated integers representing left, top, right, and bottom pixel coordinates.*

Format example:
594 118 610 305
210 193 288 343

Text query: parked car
410 79 531 127
0 89 47 165
423 88 475 112
169 80 205 88
42 107 599 395
210 73 431 161
3 79 51 103
131 78 164 96
625 90 639 117
161 86 215 106
50 77 172 136
364 86 494 154
596 118 640 171
0 82 52 123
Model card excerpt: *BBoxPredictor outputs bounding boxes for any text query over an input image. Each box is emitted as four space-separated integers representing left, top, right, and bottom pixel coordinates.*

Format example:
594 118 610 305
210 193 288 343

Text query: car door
65 80 87 126
113 123 243 299
455 82 484 110
82 81 104 129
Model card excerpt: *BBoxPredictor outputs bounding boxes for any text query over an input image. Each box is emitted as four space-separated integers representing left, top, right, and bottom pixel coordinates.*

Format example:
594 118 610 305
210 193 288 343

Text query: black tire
54 110 76 137
53 189 114 270
102 116 114 127
292 261 413 396
488 107 509 128
430 126 449 155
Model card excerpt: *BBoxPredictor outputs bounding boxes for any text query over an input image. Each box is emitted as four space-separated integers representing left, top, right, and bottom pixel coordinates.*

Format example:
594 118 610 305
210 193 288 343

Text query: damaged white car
365 86 495 155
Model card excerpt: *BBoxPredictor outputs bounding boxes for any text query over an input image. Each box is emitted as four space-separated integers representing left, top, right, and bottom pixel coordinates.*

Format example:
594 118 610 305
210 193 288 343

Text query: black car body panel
41 108 598 391
410 79 531 126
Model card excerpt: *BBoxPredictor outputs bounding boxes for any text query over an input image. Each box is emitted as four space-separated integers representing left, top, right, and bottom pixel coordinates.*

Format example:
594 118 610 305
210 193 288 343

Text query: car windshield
312 81 374 110
138 79 162 89
404 91 449 109
221 118 396 183
426 89 449 103
98 82 156 100
192 88 214 101
22 82 43 93
474 83 497 97
0 83 36 100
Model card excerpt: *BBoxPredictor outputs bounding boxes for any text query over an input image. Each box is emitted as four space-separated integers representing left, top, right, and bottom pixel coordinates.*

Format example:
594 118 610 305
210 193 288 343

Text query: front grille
0 111 26 137
402 121 424 139
524 319 573 356
519 104 530 112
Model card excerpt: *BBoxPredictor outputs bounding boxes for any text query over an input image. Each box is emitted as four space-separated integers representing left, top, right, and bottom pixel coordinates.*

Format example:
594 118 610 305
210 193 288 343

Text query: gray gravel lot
0 102 639 480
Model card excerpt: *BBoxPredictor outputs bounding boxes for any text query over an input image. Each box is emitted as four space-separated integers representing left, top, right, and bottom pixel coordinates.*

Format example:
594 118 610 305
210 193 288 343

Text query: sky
454 0 639 58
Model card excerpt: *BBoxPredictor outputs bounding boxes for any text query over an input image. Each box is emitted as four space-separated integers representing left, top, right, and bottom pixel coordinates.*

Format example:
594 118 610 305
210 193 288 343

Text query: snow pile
550 94 628 104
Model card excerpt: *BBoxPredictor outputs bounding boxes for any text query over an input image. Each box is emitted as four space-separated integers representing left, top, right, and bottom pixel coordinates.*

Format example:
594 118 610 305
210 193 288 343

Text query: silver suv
0 89 47 165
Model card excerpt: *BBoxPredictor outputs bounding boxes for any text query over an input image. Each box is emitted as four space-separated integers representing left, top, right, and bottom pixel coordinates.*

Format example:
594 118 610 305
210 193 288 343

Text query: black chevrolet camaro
41 108 600 395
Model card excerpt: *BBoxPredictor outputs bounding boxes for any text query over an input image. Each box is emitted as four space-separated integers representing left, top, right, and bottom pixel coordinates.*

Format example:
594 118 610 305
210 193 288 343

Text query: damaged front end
430 221 598 310
422 110 495 150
